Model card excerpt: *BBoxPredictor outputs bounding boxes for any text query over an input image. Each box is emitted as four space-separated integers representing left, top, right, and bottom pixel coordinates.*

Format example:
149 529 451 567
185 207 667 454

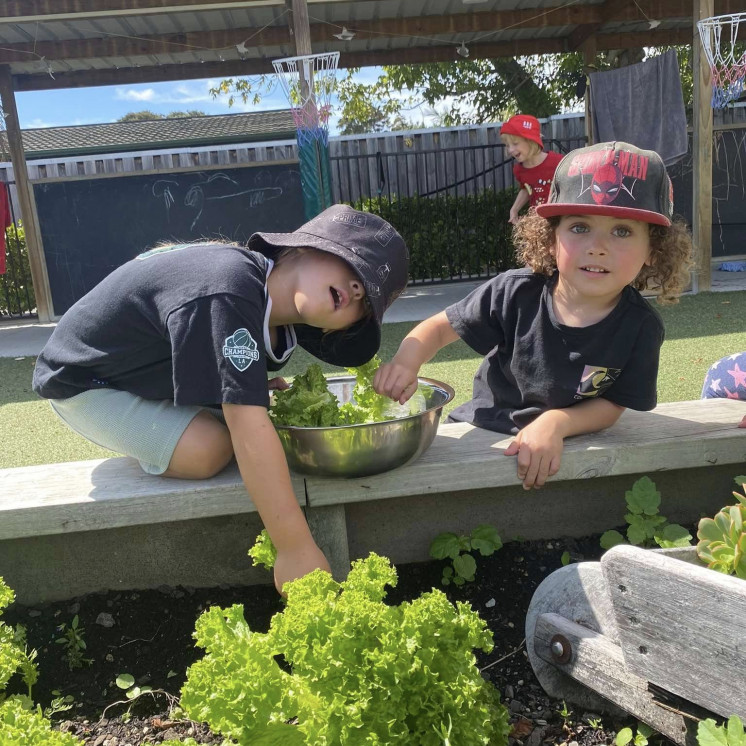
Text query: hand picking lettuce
270 357 427 427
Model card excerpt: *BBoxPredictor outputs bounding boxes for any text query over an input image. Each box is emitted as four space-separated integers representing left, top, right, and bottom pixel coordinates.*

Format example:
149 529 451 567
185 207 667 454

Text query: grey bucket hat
248 204 409 367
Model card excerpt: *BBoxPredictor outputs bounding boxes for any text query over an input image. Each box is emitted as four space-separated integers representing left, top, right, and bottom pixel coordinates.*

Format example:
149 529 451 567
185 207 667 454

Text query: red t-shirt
513 151 563 207
0 183 11 275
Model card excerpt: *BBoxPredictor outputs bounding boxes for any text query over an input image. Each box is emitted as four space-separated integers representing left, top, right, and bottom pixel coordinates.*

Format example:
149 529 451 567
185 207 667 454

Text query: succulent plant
696 488 746 579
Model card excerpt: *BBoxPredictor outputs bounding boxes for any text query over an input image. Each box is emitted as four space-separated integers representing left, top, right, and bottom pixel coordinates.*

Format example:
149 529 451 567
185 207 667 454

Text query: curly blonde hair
511 211 694 304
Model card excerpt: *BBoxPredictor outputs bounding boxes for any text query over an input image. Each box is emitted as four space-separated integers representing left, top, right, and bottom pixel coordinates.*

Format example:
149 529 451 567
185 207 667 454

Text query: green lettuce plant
429 524 503 586
178 548 510 745
696 478 746 579
0 577 83 746
600 477 692 551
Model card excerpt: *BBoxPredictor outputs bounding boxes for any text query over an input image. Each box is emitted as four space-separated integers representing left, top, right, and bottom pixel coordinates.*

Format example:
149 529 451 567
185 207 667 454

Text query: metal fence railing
330 137 586 285
1 181 35 319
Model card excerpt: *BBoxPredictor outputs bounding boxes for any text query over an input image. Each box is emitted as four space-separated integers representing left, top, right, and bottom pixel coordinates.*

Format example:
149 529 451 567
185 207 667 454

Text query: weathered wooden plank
534 613 695 746
305 399 746 507
602 544 746 719
0 457 305 539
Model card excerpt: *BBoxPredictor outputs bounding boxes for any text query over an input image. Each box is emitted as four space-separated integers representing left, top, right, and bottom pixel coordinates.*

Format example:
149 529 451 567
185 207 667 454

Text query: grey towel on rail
590 50 687 166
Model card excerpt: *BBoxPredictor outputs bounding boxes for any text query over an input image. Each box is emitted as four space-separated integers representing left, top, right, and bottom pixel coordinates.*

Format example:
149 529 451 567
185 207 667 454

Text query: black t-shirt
33 243 296 407
445 268 665 434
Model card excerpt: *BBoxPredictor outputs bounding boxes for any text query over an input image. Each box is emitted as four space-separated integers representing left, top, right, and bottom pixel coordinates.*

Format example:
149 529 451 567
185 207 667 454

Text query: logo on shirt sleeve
223 328 259 372
575 365 621 399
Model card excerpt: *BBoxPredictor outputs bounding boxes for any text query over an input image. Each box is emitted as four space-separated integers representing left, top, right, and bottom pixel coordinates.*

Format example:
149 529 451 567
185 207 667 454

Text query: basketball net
697 12 746 108
272 52 339 147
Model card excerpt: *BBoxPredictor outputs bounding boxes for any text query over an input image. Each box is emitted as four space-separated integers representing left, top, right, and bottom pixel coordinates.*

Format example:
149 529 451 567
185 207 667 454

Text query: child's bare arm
373 311 459 404
223 403 330 594
504 398 625 490
509 189 530 224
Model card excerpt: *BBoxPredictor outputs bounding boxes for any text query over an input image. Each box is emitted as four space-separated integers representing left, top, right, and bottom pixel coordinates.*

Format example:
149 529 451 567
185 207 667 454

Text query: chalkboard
668 130 746 259
34 162 304 315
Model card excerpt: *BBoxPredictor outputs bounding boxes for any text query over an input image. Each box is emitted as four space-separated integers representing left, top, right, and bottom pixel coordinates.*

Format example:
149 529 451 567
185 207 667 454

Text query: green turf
2 290 745 469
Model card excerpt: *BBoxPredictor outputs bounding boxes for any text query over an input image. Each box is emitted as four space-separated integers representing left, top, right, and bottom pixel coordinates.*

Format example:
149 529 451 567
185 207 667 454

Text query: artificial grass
1 290 745 470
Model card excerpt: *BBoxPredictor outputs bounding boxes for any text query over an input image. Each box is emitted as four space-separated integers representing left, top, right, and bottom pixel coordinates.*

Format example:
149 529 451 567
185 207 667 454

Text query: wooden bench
1 398 745 604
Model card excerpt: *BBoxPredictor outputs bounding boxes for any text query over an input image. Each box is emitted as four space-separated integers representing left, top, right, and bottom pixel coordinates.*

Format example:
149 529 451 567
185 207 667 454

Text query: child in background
33 205 409 594
500 114 563 224
701 353 746 428
374 141 692 491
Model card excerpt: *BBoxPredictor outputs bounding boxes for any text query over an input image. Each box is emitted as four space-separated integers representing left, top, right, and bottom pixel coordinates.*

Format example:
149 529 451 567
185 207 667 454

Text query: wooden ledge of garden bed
1 398 745 605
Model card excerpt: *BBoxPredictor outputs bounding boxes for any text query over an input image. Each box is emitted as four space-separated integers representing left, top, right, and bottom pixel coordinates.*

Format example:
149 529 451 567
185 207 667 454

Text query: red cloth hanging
0 183 11 275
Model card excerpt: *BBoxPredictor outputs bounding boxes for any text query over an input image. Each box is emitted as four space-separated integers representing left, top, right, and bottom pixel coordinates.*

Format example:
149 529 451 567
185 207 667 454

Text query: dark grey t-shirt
445 268 665 434
33 243 295 407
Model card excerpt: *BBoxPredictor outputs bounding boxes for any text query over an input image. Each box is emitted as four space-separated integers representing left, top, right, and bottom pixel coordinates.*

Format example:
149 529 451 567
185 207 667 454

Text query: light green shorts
50 389 215 475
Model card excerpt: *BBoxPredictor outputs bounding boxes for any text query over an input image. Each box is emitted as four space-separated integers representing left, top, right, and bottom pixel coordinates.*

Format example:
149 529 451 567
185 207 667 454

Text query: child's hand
268 376 290 391
508 209 520 225
503 418 563 490
373 361 420 404
273 540 331 596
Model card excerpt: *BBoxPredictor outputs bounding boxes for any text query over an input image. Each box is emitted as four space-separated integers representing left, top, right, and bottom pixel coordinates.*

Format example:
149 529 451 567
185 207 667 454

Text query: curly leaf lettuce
178 554 510 745
271 358 428 427
269 364 342 427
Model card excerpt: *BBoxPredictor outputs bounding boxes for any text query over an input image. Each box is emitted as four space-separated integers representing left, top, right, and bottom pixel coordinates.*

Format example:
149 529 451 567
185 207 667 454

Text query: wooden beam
10 27 698 92
0 3 700 64
692 0 713 293
0 66 53 321
0 0 383 23
568 0 636 51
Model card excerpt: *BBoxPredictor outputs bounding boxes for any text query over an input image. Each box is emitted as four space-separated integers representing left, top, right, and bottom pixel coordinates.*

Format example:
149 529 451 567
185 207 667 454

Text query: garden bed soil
6 534 644 746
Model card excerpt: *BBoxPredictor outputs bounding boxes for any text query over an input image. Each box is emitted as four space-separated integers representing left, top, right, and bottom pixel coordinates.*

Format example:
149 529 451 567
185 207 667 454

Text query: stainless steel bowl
274 376 455 478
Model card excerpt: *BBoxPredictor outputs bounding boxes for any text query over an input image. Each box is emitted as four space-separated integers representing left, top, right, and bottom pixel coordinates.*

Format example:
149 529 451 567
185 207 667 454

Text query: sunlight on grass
2 290 745 469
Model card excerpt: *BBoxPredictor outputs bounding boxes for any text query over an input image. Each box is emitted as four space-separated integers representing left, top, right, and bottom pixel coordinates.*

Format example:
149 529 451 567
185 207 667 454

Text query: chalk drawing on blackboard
182 171 286 231
151 180 178 221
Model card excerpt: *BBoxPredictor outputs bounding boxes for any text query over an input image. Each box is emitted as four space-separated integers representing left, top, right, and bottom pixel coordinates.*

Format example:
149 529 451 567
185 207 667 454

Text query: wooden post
582 38 597 145
290 0 312 56
692 0 713 293
0 65 53 321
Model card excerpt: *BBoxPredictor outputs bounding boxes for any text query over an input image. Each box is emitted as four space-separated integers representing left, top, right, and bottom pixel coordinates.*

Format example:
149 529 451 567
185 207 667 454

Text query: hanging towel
590 50 688 166
0 183 11 275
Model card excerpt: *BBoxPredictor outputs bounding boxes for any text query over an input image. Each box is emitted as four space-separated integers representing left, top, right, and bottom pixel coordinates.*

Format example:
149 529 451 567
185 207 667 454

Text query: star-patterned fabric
702 352 746 401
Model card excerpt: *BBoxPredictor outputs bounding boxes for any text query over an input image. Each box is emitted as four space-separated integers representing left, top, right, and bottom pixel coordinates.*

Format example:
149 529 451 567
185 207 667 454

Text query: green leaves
616 722 655 746
600 477 692 552
248 530 278 571
430 525 502 586
698 716 746 746
178 553 510 745
270 364 342 427
271 357 419 428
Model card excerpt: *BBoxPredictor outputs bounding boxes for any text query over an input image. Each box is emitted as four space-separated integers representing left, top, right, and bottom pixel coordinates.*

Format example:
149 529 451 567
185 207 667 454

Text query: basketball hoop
272 52 339 146
273 52 339 219
697 12 746 108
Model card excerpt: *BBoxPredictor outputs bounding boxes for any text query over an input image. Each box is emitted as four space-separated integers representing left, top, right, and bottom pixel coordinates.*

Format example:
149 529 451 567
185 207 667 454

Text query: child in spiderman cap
500 114 563 224
374 141 693 491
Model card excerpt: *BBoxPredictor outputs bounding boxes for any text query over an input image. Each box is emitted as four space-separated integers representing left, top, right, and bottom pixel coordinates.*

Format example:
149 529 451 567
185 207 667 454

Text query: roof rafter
0 1 695 65
11 27 692 92
0 0 376 24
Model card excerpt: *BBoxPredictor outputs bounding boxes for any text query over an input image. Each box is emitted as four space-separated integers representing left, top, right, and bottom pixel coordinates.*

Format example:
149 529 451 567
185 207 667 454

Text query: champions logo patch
223 328 259 372
575 365 621 399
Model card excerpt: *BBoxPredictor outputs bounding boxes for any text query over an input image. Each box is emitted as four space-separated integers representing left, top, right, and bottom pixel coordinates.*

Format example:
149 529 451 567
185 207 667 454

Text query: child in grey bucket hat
33 203 409 596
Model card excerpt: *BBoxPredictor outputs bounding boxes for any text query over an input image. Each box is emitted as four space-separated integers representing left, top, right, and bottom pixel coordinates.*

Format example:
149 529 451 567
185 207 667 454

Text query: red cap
500 114 543 148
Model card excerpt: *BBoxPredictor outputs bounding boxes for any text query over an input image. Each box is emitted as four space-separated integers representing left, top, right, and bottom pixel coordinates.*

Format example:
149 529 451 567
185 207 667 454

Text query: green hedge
1 223 35 316
353 188 521 282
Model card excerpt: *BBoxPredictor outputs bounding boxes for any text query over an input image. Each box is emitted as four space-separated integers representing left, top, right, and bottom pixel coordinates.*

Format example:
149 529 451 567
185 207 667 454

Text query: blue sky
14 67 416 136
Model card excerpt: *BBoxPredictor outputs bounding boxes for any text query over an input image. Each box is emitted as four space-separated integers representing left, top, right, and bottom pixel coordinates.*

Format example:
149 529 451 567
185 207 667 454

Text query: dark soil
5 534 645 746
